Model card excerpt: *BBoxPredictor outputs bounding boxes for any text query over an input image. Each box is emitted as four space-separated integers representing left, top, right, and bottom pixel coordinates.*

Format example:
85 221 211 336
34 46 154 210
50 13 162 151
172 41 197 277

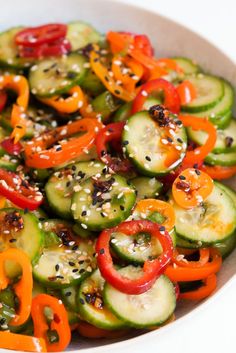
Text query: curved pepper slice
200 164 236 180
96 122 133 173
172 168 214 209
165 248 222 282
31 294 71 352
177 80 197 105
0 332 46 352
0 168 43 210
179 115 217 164
173 248 210 268
90 45 135 101
0 248 33 326
0 75 29 143
25 118 103 169
179 274 217 300
96 220 173 295
132 79 180 114
134 199 175 232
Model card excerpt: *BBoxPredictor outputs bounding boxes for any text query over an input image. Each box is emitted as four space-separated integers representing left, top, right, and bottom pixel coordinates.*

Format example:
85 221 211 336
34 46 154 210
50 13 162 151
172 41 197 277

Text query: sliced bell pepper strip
31 294 71 352
0 332 46 352
165 248 222 282
19 38 71 58
177 80 197 105
90 45 135 101
0 75 29 143
0 168 43 210
179 274 217 300
1 137 23 155
96 220 173 295
172 168 214 209
134 199 175 231
179 115 217 164
0 90 7 112
77 321 129 339
95 122 133 173
25 118 103 169
200 164 236 180
134 34 154 57
111 55 144 92
0 248 33 326
173 248 210 268
132 79 181 114
15 24 67 47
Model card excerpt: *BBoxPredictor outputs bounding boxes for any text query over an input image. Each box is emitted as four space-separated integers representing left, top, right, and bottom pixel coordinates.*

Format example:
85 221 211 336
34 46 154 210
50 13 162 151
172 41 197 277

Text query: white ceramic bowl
0 0 236 352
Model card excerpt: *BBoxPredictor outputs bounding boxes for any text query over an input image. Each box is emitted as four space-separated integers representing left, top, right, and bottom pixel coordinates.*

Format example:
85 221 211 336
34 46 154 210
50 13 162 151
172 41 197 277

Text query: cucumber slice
71 174 136 231
131 177 163 200
0 105 56 139
29 53 88 97
172 57 200 75
91 91 120 122
61 286 79 313
187 119 236 154
72 223 96 239
0 27 33 69
185 80 234 128
0 208 44 278
122 111 187 176
80 69 105 96
111 228 176 265
45 161 105 219
67 21 102 51
104 267 176 328
78 269 125 329
33 232 96 288
113 97 162 123
181 74 224 113
170 182 236 244
205 150 236 166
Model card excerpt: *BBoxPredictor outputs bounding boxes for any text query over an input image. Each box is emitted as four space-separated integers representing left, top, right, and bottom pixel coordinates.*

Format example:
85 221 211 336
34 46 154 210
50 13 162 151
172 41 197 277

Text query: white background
121 1 236 352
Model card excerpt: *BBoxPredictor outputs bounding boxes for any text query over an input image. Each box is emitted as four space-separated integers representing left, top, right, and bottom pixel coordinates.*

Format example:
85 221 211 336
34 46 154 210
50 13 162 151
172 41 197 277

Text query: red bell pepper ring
134 35 154 57
96 220 173 295
1 137 23 155
0 168 43 210
19 38 71 58
132 79 181 114
15 24 67 47
95 122 133 173
31 294 71 352
0 90 7 113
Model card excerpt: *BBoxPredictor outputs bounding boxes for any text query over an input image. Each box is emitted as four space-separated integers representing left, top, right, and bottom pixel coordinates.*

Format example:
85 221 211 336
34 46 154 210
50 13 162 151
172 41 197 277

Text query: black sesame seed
72 245 79 251
81 210 87 217
0 317 6 325
114 89 120 95
56 275 64 279
179 175 186 180
65 291 72 297
176 120 183 126
177 138 183 143
79 298 85 305
145 156 151 161
66 181 71 187
79 269 86 274
101 150 106 157
69 261 75 266
55 264 60 271
99 248 105 255
72 268 78 273
122 140 129 146
100 212 106 218
159 226 166 232
71 165 76 171
9 238 17 243
79 260 85 265
193 163 198 169
195 169 201 176
120 205 125 211
167 137 173 143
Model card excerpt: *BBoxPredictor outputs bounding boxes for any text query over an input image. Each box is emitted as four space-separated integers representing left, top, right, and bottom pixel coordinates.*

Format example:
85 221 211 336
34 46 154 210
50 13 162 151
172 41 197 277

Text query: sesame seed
81 223 88 229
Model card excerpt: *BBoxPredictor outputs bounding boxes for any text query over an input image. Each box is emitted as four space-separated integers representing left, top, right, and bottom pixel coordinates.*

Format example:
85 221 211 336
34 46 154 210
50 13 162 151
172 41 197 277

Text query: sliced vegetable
179 274 217 300
0 332 46 352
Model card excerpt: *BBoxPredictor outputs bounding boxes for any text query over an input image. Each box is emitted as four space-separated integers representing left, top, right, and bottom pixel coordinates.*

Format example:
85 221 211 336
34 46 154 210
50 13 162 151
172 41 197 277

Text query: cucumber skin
205 152 236 167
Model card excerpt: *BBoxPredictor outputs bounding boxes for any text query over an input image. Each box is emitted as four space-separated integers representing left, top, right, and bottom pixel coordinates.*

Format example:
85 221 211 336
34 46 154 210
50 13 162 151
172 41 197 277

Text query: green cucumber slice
61 286 79 313
181 74 224 113
104 267 176 328
187 119 236 154
78 269 125 329
91 91 120 122
170 182 236 244
67 21 102 51
0 208 44 278
80 69 105 96
0 27 33 69
122 111 187 176
71 174 136 231
45 161 105 219
172 57 200 75
29 53 88 97
205 150 236 166
131 176 163 200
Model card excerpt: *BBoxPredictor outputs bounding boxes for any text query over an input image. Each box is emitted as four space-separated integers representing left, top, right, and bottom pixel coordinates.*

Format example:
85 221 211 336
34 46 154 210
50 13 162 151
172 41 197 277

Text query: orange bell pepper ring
177 80 197 105
165 248 222 282
0 332 46 352
134 199 175 231
179 115 217 164
24 117 103 169
172 168 214 209
90 45 135 101
111 55 144 92
31 294 71 352
0 74 29 143
173 248 210 268
0 248 33 326
179 274 217 300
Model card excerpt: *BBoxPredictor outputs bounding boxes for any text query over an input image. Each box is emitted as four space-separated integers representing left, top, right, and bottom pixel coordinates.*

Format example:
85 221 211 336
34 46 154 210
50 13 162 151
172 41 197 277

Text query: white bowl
0 0 236 352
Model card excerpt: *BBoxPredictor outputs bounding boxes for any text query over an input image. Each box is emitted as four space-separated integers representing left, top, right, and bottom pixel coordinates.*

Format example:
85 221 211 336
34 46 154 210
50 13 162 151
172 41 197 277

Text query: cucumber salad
0 21 235 352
